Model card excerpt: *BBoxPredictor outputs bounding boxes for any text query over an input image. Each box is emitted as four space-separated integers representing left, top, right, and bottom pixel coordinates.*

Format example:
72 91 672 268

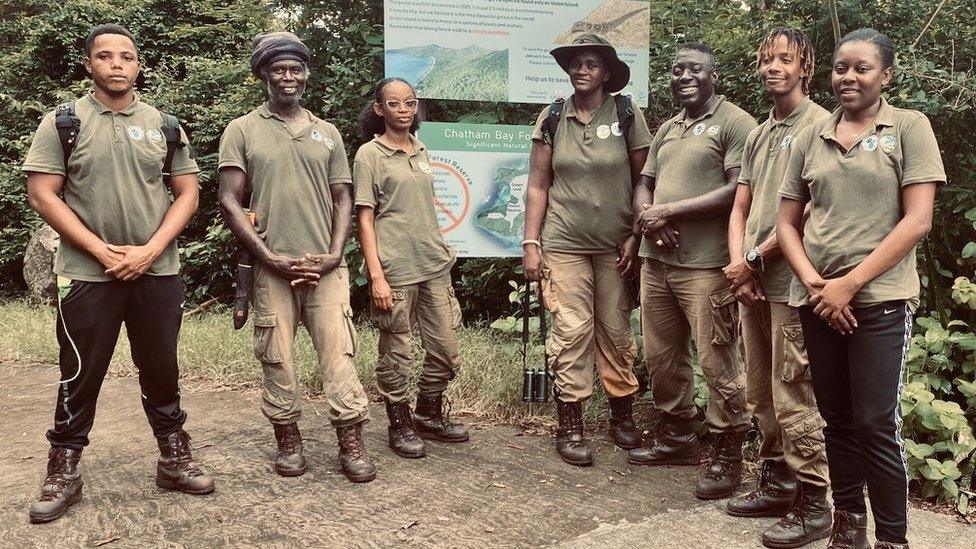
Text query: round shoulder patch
147 129 163 142
324 136 336 150
780 135 793 150
880 134 897 154
310 129 323 142
596 124 611 139
861 135 879 152
706 125 721 136
610 122 623 137
692 123 705 136
417 160 433 174
127 126 145 141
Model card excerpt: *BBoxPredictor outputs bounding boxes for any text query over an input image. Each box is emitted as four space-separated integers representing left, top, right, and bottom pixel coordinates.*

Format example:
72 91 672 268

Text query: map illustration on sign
419 122 533 257
385 0 649 106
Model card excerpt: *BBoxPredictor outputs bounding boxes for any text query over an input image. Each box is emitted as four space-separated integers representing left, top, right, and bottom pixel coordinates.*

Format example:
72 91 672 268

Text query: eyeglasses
383 99 419 110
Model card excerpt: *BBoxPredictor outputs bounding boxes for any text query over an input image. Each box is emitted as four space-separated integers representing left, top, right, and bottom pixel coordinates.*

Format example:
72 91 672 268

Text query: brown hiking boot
385 399 426 458
761 482 832 548
28 447 83 523
607 394 641 449
555 400 593 466
628 414 700 466
272 422 307 476
827 510 870 549
695 430 744 500
156 430 215 494
336 423 376 483
727 459 797 517
414 392 469 442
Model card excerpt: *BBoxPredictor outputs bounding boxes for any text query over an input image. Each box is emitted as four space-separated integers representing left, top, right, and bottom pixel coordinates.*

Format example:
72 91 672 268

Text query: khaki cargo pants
370 272 462 403
541 251 639 402
640 259 749 433
741 300 829 486
252 264 369 427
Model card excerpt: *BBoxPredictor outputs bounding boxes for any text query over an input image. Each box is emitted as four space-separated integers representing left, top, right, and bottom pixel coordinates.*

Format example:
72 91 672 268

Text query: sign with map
418 122 533 257
385 0 650 106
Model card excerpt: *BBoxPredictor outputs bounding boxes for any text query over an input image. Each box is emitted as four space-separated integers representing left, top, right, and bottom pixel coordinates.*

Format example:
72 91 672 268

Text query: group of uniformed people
21 22 942 549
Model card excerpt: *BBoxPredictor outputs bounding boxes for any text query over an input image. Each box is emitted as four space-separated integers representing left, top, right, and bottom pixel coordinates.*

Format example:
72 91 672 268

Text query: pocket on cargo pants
709 289 739 345
780 323 811 382
253 311 283 364
370 289 411 333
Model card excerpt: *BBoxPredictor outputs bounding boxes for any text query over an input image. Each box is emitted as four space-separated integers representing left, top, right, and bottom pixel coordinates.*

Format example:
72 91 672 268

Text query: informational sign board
385 0 649 106
418 122 533 257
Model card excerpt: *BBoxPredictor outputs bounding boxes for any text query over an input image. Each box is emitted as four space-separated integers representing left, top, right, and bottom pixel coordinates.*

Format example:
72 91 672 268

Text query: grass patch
0 300 617 427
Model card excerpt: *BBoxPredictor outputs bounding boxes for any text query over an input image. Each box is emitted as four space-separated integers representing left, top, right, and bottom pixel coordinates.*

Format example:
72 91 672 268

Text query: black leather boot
727 459 796 517
827 510 870 549
761 482 833 548
628 414 700 466
28 447 83 523
607 394 641 449
695 430 744 500
336 422 376 483
414 392 469 442
385 399 426 458
555 400 593 466
272 422 307 476
156 430 215 494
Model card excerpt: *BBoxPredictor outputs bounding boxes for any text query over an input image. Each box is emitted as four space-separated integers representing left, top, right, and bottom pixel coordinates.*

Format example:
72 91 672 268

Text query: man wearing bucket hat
218 31 376 483
523 34 651 466
628 42 757 501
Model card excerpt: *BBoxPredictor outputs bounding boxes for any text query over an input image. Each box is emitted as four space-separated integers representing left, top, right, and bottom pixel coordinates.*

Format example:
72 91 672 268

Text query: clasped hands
635 203 679 252
267 252 342 288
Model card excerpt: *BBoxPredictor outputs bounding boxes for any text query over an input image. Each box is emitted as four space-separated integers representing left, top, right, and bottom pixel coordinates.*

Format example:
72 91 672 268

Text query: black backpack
54 101 184 182
541 93 636 148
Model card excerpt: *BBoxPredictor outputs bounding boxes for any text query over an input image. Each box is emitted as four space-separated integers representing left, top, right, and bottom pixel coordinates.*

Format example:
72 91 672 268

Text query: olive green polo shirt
530 94 652 254
353 136 455 286
778 98 946 309
22 93 198 282
639 95 757 268
739 97 830 302
218 104 351 262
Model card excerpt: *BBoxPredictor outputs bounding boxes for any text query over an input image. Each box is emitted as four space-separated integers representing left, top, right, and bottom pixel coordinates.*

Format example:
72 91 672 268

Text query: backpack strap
542 98 565 147
54 102 81 167
159 112 184 183
614 93 635 150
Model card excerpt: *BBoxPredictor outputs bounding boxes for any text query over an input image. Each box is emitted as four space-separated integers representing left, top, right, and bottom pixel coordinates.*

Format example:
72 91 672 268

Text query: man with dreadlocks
723 28 831 548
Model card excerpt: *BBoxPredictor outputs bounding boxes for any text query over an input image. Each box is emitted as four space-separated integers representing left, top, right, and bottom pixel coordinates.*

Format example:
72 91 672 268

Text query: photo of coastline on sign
384 0 649 105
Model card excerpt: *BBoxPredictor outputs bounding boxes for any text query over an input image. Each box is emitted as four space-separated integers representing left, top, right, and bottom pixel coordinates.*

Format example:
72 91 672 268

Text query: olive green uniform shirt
739 97 830 302
530 94 652 254
219 104 352 263
639 95 757 268
22 93 198 282
353 136 455 286
778 98 946 309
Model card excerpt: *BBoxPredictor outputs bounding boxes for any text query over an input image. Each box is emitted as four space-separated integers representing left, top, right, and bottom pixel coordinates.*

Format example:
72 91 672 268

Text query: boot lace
279 427 300 455
169 432 204 478
828 511 856 547
40 450 77 501
390 405 421 442
704 434 735 480
340 426 367 461
774 482 808 530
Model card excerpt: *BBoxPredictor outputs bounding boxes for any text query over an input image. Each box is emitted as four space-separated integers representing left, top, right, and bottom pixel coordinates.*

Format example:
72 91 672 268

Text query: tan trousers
252 265 369 427
370 273 462 403
741 300 829 486
541 251 639 402
640 259 750 433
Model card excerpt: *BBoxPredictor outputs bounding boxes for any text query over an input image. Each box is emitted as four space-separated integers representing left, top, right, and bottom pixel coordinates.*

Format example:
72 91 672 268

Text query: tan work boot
29 447 83 523
156 430 215 494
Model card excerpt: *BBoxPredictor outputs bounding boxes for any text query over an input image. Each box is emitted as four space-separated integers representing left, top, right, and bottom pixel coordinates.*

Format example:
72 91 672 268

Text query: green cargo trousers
252 264 369 427
740 300 829 486
370 272 462 403
640 259 750 434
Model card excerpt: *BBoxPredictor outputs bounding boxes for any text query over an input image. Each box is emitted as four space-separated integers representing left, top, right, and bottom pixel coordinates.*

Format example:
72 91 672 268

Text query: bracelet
521 239 541 249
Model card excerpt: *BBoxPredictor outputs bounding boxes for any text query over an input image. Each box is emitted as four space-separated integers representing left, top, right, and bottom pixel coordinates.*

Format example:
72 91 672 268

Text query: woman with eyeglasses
353 77 469 460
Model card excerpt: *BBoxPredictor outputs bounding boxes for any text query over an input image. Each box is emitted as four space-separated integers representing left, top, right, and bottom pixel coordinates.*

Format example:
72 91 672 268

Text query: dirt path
0 363 971 548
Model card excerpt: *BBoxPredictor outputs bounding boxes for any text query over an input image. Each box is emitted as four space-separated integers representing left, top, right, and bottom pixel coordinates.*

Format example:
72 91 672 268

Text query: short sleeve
640 122 669 178
777 126 813 202
217 120 248 173
899 114 947 187
169 125 199 176
737 126 762 187
723 114 758 171
353 147 378 208
530 106 552 146
327 125 352 185
627 105 652 152
22 112 66 176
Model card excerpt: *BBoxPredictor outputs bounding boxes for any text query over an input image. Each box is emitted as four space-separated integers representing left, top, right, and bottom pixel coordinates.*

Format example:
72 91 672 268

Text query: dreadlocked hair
756 27 815 95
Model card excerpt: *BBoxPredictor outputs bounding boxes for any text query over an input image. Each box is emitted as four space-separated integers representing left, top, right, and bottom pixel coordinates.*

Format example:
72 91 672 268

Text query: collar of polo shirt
819 97 895 142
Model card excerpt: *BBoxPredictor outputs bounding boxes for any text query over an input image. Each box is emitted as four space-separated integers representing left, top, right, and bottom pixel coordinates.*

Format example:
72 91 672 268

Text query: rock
23 225 59 305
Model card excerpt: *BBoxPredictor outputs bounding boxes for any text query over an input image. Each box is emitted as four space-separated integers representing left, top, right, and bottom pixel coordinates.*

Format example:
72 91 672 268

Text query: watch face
747 250 759 261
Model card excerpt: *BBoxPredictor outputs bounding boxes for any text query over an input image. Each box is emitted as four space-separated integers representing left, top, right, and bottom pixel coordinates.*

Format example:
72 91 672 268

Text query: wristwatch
745 247 765 272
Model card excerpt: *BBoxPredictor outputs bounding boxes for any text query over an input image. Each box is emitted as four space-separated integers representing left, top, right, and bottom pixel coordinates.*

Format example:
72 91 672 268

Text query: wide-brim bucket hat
550 33 630 93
